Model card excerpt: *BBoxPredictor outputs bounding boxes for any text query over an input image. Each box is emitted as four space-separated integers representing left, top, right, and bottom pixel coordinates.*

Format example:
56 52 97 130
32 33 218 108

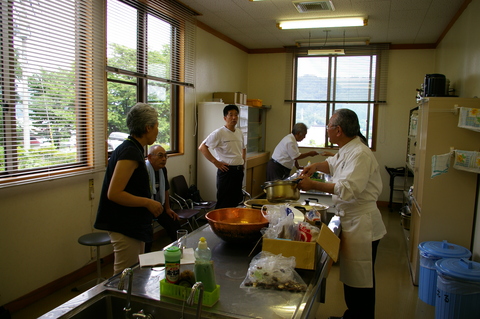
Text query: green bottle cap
166 246 180 252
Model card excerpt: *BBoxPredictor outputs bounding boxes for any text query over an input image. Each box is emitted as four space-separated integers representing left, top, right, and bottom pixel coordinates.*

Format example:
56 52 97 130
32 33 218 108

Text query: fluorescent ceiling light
296 37 370 46
308 49 345 55
277 17 367 30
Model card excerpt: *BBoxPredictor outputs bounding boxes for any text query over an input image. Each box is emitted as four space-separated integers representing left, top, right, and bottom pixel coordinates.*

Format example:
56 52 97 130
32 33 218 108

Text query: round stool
72 232 111 291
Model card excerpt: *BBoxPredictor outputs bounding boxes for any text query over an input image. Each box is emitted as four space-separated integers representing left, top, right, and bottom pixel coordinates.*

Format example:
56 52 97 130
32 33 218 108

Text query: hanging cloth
431 152 452 178
156 169 166 204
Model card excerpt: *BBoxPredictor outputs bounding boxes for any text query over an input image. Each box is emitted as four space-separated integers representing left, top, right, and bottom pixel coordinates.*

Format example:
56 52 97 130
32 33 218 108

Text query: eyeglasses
154 153 168 159
327 124 338 130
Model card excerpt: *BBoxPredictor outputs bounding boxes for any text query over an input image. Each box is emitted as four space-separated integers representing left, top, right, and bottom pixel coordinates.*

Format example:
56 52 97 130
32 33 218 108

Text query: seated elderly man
145 144 181 252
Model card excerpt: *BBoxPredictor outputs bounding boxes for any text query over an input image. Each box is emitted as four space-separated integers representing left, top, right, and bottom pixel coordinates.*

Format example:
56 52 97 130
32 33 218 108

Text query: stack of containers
435 258 480 319
418 240 471 306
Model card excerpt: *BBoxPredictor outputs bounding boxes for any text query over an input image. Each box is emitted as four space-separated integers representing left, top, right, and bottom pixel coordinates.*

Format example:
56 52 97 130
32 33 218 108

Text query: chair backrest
171 175 190 199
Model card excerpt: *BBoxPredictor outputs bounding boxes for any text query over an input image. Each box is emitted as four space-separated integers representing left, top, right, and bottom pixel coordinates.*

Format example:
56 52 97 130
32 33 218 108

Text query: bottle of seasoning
164 246 181 284
194 237 216 292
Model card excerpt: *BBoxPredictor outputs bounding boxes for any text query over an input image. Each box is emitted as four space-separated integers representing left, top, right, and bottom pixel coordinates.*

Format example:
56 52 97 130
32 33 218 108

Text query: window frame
289 46 388 151
105 0 196 156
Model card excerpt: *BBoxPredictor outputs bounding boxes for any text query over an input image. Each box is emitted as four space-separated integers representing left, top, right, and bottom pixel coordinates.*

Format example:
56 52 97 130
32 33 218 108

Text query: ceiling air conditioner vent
293 1 335 13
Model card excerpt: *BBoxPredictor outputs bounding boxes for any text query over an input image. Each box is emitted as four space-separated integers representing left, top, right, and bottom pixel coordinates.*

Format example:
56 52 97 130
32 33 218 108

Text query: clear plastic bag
261 204 294 225
240 251 307 292
261 204 296 239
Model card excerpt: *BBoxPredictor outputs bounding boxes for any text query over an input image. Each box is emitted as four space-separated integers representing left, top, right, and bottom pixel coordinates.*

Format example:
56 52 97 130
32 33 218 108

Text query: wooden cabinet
246 152 270 198
407 97 480 285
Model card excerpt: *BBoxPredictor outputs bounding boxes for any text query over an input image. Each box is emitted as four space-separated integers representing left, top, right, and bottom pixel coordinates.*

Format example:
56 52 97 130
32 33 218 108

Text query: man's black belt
228 165 244 170
272 158 285 167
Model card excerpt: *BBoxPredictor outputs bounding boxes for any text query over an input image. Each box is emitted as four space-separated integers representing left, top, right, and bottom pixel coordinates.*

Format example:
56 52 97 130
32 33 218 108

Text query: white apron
338 206 376 288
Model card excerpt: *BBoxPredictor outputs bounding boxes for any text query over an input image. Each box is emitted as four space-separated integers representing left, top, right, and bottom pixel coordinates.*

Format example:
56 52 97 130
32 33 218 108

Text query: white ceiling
178 0 466 50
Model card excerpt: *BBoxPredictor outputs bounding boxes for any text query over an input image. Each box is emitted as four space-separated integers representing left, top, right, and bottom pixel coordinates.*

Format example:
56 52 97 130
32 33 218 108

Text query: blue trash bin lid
418 240 472 259
435 258 480 281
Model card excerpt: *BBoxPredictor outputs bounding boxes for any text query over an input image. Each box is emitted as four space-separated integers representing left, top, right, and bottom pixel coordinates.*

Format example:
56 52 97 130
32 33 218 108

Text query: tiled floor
316 207 435 319
10 208 435 319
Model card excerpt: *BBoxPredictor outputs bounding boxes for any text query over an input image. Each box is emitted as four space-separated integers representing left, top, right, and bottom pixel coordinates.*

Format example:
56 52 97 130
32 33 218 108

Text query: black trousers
215 166 244 209
266 158 291 181
342 239 380 319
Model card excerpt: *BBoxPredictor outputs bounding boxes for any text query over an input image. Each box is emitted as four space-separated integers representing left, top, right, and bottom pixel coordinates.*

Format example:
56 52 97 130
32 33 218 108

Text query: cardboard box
213 92 247 105
262 222 340 270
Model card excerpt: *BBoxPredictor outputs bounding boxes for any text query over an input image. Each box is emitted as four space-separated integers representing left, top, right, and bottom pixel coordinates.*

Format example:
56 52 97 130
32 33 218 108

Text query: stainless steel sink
53 289 238 319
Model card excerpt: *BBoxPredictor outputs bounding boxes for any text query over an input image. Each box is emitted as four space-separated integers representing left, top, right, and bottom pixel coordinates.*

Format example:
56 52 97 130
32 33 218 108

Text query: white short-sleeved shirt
271 133 301 169
203 126 245 165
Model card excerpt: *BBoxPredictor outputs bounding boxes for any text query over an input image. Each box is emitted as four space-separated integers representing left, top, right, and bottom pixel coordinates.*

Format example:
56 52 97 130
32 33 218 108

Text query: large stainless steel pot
262 180 301 203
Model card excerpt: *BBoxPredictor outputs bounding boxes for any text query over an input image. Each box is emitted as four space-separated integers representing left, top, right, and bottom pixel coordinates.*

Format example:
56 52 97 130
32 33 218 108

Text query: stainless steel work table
40 212 340 319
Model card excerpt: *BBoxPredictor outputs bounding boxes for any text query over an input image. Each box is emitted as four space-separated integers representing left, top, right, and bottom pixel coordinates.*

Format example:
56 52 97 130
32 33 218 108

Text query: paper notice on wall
138 248 195 267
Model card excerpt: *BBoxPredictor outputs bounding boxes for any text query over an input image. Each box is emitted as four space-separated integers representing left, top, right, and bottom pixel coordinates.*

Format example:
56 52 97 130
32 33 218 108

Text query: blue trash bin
435 258 480 319
418 240 471 306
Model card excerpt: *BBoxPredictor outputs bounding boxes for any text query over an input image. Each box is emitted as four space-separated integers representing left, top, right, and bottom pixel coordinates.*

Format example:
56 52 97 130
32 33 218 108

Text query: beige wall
0 173 105 305
434 0 480 260
195 30 248 102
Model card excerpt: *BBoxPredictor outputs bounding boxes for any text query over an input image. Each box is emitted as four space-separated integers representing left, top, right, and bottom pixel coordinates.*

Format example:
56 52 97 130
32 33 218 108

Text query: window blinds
0 0 106 187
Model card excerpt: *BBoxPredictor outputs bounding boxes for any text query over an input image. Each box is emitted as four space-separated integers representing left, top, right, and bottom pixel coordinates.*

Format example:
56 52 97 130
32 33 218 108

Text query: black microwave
424 74 446 97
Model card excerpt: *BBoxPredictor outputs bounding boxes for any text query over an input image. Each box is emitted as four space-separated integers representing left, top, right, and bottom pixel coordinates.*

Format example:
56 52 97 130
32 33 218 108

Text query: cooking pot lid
263 180 300 187
288 206 305 223
301 202 329 211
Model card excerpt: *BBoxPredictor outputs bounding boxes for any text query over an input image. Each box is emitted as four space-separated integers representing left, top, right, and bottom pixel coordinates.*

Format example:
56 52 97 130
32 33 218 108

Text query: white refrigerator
196 102 248 202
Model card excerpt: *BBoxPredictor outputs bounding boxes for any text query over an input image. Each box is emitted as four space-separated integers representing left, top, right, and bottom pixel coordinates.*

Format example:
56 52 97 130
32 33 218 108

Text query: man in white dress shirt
266 122 319 181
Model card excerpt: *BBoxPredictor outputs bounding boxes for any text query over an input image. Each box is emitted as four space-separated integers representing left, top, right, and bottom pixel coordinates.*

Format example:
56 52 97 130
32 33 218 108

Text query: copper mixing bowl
205 208 269 243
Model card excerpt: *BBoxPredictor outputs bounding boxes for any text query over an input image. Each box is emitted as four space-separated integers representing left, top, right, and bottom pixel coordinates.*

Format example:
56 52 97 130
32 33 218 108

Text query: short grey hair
292 123 308 135
332 108 368 145
126 103 158 137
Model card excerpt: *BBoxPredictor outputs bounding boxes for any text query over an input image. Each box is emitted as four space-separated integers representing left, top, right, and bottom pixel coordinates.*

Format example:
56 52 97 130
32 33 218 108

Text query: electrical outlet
91 246 97 260
89 179 94 200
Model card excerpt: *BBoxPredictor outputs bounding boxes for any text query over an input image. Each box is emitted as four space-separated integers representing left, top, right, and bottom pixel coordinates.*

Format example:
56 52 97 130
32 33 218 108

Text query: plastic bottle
194 237 216 292
164 246 181 284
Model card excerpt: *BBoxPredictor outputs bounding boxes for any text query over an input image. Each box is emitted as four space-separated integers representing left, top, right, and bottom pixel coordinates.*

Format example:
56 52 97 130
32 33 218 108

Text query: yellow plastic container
247 99 262 107
159 279 220 307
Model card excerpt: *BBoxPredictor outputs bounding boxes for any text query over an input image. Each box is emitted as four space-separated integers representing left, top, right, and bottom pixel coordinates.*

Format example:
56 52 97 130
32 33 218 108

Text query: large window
292 49 387 149
0 0 105 187
106 0 196 154
0 0 195 188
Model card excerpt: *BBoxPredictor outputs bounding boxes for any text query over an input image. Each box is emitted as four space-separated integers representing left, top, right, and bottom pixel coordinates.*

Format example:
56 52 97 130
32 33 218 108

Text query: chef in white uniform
298 108 386 319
